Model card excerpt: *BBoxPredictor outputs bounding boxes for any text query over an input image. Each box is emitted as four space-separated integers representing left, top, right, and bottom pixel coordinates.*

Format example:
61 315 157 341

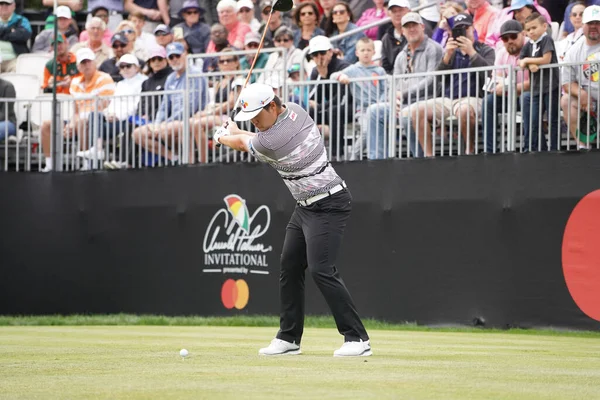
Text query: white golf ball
179 349 189 357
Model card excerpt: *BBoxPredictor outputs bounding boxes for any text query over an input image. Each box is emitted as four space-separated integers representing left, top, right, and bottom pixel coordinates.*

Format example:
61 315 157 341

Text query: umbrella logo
224 194 249 233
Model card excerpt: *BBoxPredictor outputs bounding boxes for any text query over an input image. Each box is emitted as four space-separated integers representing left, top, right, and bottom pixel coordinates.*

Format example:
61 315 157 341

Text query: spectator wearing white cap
237 0 261 33
214 0 251 49
132 42 208 166
71 17 114 66
307 35 352 156
99 32 145 83
79 53 149 169
240 31 270 83
124 0 169 32
173 0 211 54
561 5 600 150
40 47 116 172
0 0 31 72
379 0 410 74
33 6 79 53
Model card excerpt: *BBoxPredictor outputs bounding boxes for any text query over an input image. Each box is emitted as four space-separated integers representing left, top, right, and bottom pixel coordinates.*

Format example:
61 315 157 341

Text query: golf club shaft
216 9 275 148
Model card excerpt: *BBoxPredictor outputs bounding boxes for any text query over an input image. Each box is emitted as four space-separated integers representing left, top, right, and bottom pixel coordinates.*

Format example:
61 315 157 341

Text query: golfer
214 83 371 357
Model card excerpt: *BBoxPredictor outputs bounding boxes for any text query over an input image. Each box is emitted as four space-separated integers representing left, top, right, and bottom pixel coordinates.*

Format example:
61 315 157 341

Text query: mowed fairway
1 326 600 399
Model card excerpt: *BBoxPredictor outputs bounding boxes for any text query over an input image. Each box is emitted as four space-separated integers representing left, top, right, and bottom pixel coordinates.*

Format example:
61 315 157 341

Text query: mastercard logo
221 279 249 310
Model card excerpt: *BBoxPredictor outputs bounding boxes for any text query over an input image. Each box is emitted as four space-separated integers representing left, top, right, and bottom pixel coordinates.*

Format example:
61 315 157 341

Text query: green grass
1 314 600 338
1 325 600 399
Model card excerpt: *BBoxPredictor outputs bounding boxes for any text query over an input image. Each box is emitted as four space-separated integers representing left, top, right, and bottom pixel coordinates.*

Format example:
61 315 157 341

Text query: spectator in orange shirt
40 48 116 172
465 0 499 43
42 33 81 94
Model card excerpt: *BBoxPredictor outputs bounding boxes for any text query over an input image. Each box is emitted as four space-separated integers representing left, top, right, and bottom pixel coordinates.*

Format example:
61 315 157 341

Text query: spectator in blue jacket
0 0 31 72
331 1 365 64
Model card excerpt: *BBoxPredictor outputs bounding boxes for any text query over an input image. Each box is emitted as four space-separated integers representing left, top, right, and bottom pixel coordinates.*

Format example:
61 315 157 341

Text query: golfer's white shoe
333 339 372 357
259 339 301 356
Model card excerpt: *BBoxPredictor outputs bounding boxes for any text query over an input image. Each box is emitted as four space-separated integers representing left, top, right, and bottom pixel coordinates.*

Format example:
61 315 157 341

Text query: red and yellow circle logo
221 279 249 310
562 190 600 322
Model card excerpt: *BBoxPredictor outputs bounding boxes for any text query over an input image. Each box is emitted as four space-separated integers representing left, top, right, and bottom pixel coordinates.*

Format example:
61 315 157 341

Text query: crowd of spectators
0 0 598 167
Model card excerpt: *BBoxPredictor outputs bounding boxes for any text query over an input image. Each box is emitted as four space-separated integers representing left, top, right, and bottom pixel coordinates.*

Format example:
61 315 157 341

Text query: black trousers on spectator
276 189 369 345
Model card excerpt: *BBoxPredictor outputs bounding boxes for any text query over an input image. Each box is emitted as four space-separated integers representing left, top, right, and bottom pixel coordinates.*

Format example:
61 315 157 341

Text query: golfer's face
250 103 277 131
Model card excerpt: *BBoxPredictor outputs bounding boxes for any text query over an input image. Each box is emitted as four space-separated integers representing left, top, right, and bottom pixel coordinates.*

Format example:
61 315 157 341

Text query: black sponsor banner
0 153 599 330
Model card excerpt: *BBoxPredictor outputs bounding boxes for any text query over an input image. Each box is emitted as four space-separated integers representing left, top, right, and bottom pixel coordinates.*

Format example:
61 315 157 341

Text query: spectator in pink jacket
485 0 552 49
355 0 387 41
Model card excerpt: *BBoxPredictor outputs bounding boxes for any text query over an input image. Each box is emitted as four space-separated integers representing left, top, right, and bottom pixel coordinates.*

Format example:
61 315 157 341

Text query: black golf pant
276 189 369 345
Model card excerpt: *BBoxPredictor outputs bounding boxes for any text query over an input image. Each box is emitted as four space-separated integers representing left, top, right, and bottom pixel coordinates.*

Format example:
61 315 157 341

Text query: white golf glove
213 126 230 145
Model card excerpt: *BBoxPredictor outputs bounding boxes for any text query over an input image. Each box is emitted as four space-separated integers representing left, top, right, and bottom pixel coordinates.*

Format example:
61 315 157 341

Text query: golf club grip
215 107 242 148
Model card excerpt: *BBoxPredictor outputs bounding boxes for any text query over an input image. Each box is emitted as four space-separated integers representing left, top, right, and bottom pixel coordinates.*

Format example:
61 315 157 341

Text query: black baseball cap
500 20 523 36
453 13 473 28
111 32 128 45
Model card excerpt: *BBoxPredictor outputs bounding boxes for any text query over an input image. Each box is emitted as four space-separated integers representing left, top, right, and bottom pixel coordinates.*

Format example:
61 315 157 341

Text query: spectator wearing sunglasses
237 0 261 33
482 20 529 153
331 1 366 64
173 0 211 54
115 20 149 61
153 24 174 48
139 47 173 123
257 0 289 49
71 17 113 67
558 2 586 61
260 27 304 84
80 53 149 169
293 1 324 50
99 33 146 83
240 32 270 83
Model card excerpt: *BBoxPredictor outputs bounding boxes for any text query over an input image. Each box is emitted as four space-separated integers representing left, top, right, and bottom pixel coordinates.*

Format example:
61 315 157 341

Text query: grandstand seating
15 53 52 87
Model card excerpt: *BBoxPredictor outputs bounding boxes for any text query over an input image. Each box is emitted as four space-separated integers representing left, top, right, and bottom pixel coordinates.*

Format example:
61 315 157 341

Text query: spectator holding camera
519 13 559 152
409 13 495 156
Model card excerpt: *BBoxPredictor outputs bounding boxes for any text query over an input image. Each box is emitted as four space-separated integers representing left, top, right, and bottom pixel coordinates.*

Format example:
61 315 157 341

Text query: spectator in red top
465 0 499 43
215 0 251 49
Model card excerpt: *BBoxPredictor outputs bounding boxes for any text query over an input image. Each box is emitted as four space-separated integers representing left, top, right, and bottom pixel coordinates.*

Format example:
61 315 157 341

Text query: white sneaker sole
334 349 373 357
259 349 302 356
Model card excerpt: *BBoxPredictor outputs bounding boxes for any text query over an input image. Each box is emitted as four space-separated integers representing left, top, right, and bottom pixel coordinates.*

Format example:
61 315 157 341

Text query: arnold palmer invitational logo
202 195 273 275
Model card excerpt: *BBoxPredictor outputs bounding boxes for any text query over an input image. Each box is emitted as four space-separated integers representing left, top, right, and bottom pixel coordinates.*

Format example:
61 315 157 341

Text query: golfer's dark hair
525 12 547 26
263 95 283 110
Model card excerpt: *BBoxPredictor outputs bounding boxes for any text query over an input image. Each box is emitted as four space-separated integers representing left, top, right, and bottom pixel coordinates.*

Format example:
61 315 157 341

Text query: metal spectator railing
1 60 599 172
